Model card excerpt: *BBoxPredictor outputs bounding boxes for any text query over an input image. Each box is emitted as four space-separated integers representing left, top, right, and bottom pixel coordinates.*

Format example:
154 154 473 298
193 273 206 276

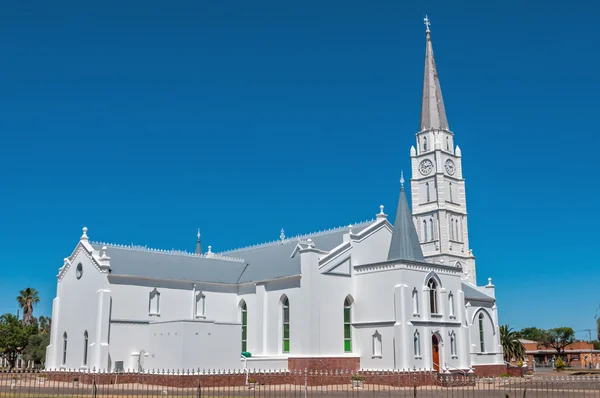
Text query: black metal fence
1 370 599 398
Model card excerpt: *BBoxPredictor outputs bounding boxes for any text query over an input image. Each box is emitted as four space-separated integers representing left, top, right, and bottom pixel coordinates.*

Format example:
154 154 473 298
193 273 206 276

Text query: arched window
423 136 428 151
282 296 290 353
422 220 428 242
240 301 247 352
426 182 430 202
478 313 485 353
83 331 88 366
149 288 160 315
428 278 438 314
412 288 419 315
414 330 421 357
448 293 455 317
344 297 352 352
446 136 450 151
429 218 434 241
449 182 453 202
62 332 68 365
449 218 454 240
450 331 457 357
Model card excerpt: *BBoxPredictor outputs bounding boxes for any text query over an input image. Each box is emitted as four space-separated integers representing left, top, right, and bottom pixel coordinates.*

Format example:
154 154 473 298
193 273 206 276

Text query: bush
247 377 256 384
351 373 365 381
516 359 523 367
555 357 565 370
499 373 509 378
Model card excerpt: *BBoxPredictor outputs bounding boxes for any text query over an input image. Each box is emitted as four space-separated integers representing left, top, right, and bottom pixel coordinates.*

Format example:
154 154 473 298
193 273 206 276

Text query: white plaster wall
354 325 394 370
47 246 109 370
107 323 150 371
262 278 301 356
349 222 392 266
466 304 503 366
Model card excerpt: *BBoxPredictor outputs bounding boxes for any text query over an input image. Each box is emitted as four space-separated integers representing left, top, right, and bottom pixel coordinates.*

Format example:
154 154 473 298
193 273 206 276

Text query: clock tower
409 17 477 284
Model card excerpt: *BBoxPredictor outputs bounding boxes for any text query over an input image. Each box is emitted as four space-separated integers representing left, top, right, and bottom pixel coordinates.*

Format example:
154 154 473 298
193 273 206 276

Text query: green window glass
344 297 352 352
241 301 247 352
282 297 290 353
478 313 485 353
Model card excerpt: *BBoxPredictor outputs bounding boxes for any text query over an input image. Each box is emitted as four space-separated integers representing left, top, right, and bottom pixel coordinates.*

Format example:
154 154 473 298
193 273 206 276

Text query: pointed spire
195 229 202 255
420 15 449 131
387 177 425 262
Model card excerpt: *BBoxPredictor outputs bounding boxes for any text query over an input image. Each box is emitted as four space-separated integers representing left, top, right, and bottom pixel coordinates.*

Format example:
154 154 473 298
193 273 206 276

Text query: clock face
445 159 456 175
419 159 434 176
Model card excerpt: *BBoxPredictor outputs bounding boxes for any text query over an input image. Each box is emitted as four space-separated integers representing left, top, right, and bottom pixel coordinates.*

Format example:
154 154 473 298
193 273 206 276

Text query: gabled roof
387 182 425 262
91 221 372 285
461 282 494 302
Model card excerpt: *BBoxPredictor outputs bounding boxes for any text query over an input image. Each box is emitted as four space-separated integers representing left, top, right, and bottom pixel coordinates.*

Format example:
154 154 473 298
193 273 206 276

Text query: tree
38 316 51 334
538 327 575 355
500 324 526 362
16 288 40 326
24 333 50 367
0 314 37 371
518 327 546 342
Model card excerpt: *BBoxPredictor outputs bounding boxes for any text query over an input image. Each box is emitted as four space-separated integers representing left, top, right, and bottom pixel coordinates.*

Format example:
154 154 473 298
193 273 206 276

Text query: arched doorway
432 334 440 372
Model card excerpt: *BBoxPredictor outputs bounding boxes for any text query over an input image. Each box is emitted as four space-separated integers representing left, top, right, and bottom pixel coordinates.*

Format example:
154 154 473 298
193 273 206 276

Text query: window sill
414 356 422 360
412 313 420 317
430 313 443 318
449 315 456 320
372 355 383 359
149 313 160 317
195 315 206 319
451 356 458 359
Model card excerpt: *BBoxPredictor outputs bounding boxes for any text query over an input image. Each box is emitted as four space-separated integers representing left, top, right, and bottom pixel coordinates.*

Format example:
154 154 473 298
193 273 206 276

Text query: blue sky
0 0 598 338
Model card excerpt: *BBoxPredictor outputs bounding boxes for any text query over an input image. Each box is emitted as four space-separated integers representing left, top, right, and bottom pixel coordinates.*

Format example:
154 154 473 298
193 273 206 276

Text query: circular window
76 263 83 279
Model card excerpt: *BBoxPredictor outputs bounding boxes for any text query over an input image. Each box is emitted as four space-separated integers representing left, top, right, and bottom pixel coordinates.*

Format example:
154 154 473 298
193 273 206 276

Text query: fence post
92 375 97 398
197 373 201 398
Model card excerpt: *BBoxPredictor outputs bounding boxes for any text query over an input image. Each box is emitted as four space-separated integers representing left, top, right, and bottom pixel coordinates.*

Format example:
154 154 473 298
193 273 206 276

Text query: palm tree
500 324 526 362
16 288 40 326
38 316 51 334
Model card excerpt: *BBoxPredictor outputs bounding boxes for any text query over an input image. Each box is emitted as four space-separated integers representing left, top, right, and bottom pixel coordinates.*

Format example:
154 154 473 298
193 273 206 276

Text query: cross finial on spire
400 171 405 189
424 15 431 33
197 228 201 239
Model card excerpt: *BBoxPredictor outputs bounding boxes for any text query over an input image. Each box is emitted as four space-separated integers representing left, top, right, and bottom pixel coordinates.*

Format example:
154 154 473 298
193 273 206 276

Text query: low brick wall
288 357 360 372
472 364 527 377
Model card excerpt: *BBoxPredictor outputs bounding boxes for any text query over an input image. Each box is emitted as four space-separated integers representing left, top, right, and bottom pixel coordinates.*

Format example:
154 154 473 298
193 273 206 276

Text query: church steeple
388 172 425 262
420 15 449 131
195 228 202 255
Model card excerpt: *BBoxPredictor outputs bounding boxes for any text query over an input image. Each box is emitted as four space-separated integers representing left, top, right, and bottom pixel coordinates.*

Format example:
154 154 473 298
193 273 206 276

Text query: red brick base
471 364 511 377
288 357 360 372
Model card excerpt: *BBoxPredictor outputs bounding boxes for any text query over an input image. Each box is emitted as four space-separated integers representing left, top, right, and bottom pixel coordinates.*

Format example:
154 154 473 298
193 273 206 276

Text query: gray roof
92 221 372 285
387 185 425 262
420 28 449 131
92 244 246 284
461 283 494 302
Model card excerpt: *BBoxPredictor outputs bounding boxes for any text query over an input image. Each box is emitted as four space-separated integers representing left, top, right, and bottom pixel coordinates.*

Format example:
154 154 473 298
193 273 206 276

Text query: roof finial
195 228 202 255
280 228 285 244
400 171 405 190
81 227 89 241
424 14 431 33
197 228 201 239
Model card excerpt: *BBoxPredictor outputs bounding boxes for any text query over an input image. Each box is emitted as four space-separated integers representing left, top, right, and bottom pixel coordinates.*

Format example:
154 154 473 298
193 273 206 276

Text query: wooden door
432 335 440 372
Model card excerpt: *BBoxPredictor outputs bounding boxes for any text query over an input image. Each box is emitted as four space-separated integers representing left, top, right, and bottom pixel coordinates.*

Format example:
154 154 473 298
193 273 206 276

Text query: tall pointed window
149 288 160 315
423 136 428 151
195 291 206 317
414 330 421 357
282 296 290 353
62 332 68 365
429 218 434 241
372 331 382 357
448 293 455 317
344 297 352 352
412 288 419 315
449 218 454 240
240 301 247 352
422 220 428 242
83 331 88 366
449 182 453 202
479 313 485 353
446 136 450 151
428 278 438 314
450 331 457 357
426 182 431 202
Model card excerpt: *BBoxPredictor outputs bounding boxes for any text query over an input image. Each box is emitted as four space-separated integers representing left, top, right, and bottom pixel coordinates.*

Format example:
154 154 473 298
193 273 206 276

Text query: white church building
46 20 504 374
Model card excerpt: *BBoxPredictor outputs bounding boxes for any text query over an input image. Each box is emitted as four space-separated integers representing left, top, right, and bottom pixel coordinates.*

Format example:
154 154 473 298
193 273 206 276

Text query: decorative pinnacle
348 224 353 234
207 245 212 253
400 171 405 189
424 15 431 33
280 228 285 243
379 205 384 214
81 227 89 241
197 228 201 239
